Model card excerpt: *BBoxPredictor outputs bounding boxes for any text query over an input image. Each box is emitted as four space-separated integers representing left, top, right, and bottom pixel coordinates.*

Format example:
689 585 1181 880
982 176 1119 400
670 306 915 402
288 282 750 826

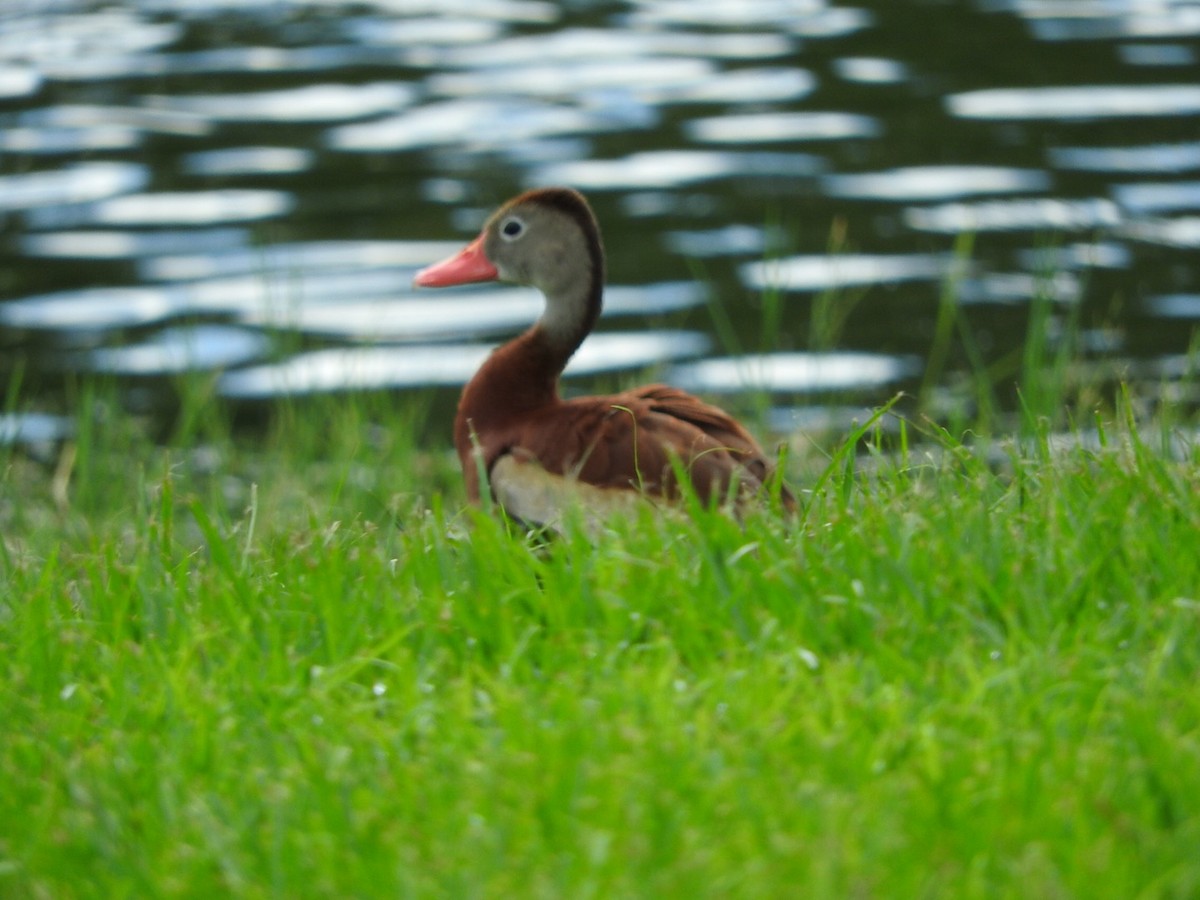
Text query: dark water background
2 0 1199 448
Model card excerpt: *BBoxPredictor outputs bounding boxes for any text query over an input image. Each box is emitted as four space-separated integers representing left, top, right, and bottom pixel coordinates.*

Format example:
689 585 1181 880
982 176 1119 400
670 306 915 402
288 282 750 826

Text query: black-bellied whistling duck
414 187 793 525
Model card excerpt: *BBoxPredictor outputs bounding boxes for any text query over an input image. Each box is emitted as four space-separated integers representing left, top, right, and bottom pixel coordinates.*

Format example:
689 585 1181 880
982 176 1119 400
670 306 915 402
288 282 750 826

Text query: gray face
477 196 601 347
484 201 592 295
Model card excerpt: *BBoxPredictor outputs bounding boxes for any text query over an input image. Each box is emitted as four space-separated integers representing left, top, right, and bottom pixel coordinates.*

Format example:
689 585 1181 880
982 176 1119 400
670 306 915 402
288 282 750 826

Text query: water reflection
0 123 141 155
955 273 1081 306
904 198 1121 234
153 82 416 123
1113 181 1200 215
430 27 794 65
218 331 710 398
669 352 920 395
0 413 73 447
663 225 774 257
91 190 294 226
1012 6 1200 42
343 17 503 48
1 287 183 332
947 84 1200 119
832 56 907 84
40 44 404 82
1119 43 1198 66
22 228 249 260
136 240 463 281
25 104 211 137
1145 295 1200 319
428 57 716 98
0 162 147 212
626 1 871 35
1015 243 1130 272
328 98 632 152
536 150 825 190
686 111 879 143
1049 141 1200 173
0 65 40 100
182 147 315 177
822 166 1049 201
741 254 953 293
82 326 268 376
1120 217 1200 248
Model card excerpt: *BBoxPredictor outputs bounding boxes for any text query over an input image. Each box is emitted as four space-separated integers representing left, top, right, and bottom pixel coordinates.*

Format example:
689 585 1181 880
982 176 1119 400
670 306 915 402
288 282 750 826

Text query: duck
414 187 793 527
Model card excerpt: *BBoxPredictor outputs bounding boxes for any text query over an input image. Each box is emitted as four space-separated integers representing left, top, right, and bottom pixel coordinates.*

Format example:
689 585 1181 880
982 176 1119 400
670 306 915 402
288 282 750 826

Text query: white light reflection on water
947 84 1200 119
343 17 504 48
955 272 1082 306
0 124 141 155
535 151 732 190
428 58 716 99
217 331 710 398
1119 216 1200 248
1014 7 1200 42
1015 243 1131 272
741 254 953 293
35 44 404 82
663 225 774 258
1112 181 1200 215
1119 43 1198 67
22 228 248 260
535 150 825 190
0 65 41 99
0 271 416 332
0 413 74 447
822 166 1050 201
1049 141 1200 173
0 161 148 212
328 98 631 153
0 8 181 63
150 82 417 123
21 103 211 137
668 352 920 395
625 1 871 37
138 240 465 281
1143 294 1200 318
904 198 1121 233
832 56 907 84
0 287 182 331
686 111 880 143
430 27 793 67
182 147 315 177
768 404 903 437
654 67 816 104
361 0 558 22
91 190 294 226
83 326 269 376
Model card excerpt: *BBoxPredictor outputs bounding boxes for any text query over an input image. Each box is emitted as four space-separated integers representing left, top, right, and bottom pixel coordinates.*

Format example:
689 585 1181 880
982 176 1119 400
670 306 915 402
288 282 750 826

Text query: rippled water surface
2 0 1199 442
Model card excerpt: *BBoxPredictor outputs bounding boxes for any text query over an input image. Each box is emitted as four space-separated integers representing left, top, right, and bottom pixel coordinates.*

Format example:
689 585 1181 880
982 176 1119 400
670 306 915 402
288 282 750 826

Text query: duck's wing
485 386 793 522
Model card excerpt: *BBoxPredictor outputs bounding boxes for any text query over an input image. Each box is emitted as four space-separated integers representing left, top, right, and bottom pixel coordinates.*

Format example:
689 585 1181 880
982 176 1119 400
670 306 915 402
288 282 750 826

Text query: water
2 0 1199 445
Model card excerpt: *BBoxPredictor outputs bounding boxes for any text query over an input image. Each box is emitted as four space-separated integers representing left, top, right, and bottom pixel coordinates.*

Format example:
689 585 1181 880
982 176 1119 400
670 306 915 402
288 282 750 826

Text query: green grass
1 388 1199 898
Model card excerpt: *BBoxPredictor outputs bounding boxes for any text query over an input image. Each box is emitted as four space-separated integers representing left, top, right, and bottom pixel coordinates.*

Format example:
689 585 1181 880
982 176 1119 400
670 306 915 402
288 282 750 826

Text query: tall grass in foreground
1 387 1198 898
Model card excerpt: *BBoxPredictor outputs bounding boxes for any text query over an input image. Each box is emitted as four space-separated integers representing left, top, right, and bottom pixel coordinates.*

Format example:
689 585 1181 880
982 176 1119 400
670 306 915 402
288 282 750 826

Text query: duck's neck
455 271 602 444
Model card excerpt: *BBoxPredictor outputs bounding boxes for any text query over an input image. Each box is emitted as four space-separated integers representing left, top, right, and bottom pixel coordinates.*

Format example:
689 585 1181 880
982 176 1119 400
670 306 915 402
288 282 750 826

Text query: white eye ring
499 216 525 241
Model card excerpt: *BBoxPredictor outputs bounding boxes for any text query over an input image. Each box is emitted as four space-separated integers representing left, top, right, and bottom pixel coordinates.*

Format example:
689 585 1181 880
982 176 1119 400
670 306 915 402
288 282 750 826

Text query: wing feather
484 388 793 510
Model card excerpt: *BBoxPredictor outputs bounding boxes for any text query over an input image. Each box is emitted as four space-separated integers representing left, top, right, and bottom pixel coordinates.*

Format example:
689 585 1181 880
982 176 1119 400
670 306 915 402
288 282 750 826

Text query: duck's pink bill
413 235 498 287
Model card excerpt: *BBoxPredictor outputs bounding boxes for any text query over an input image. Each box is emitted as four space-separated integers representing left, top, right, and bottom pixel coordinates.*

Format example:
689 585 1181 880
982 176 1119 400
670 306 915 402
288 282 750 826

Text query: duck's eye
500 217 525 240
